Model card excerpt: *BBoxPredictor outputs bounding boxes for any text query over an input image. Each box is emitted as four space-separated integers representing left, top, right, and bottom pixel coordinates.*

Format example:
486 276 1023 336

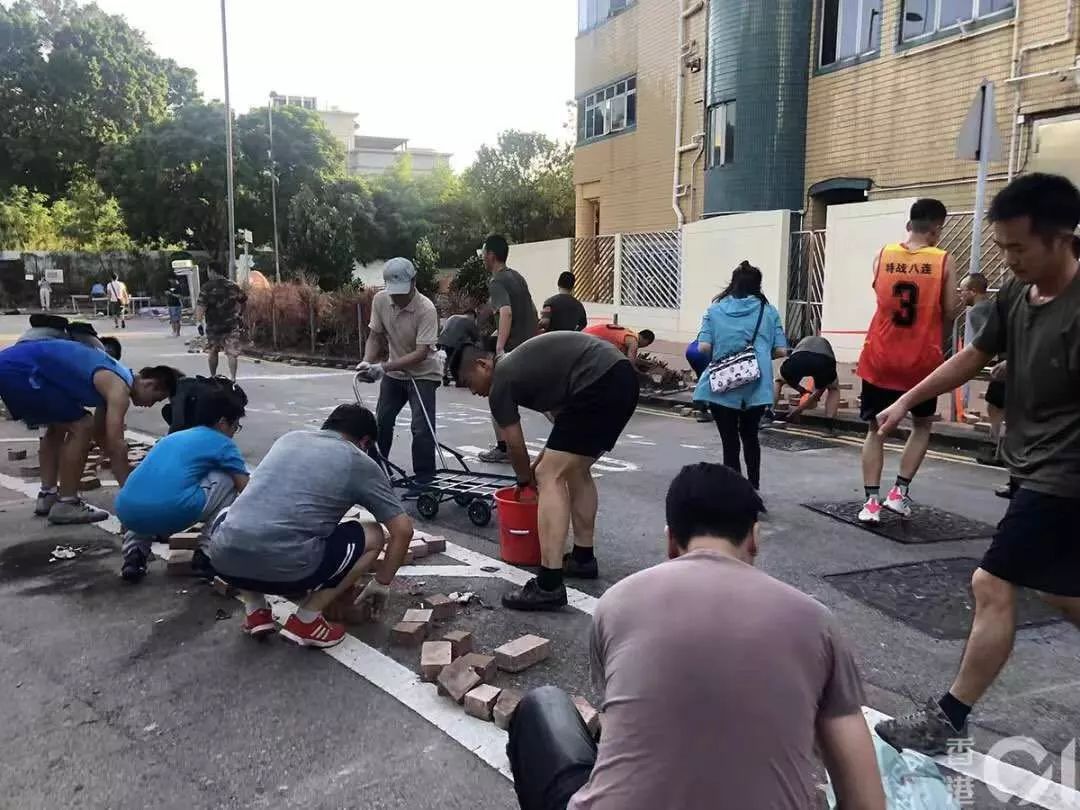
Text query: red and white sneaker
858 498 882 524
279 612 346 648
884 486 913 517
241 608 276 638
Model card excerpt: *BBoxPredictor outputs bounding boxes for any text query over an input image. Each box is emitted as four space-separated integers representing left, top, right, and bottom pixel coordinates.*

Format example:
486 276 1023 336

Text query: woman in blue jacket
693 261 788 490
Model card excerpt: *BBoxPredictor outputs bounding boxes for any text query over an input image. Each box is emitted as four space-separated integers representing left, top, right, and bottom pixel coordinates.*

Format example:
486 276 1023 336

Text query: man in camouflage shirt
196 267 247 382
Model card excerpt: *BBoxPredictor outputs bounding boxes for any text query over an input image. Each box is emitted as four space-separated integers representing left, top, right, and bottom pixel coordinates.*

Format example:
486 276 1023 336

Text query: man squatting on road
873 173 1080 754
453 330 640 611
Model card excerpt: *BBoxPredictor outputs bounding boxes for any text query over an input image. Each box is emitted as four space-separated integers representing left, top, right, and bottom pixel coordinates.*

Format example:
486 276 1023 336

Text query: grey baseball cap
383 257 417 295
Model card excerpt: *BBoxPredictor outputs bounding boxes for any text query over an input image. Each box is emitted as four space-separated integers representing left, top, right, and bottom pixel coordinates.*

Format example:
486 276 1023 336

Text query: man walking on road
358 258 442 491
508 464 884 810
455 331 639 610
38 275 51 311
196 266 247 382
873 173 1080 755
540 271 588 333
479 235 538 463
106 272 129 329
856 198 956 524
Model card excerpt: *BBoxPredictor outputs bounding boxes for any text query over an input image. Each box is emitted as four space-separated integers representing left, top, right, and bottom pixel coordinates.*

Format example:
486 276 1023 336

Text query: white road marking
1 437 42 443
680 444 705 450
237 372 355 381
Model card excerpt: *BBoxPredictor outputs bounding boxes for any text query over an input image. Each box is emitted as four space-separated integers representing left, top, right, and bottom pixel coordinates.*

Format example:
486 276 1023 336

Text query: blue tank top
0 339 132 407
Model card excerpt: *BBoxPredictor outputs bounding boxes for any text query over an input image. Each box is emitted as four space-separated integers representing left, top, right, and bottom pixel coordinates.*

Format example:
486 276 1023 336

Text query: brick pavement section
420 641 453 682
437 656 482 703
495 634 551 673
493 689 524 731
464 684 502 721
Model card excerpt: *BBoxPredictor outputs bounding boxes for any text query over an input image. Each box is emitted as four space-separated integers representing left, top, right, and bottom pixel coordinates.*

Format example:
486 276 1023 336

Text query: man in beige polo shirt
358 258 442 491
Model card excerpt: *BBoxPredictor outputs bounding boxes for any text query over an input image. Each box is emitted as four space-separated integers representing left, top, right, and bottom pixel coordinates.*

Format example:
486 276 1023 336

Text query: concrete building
273 94 451 178
573 0 1080 233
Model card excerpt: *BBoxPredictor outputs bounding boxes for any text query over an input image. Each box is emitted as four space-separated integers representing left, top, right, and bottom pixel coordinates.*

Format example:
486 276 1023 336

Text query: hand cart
354 371 515 527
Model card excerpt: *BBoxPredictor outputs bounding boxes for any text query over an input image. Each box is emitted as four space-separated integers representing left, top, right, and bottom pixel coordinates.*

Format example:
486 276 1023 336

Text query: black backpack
163 376 248 433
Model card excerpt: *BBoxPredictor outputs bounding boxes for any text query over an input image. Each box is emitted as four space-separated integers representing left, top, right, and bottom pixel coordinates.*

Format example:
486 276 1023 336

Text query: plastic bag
825 733 961 810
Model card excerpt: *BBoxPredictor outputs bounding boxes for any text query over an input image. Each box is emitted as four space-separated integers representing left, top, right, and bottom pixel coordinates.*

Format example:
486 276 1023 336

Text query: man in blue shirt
0 339 181 524
116 382 249 582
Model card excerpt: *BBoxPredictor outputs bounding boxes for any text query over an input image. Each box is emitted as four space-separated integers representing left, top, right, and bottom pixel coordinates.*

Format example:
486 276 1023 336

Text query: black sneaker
562 553 599 580
191 548 215 579
501 578 567 611
121 548 148 583
875 699 966 756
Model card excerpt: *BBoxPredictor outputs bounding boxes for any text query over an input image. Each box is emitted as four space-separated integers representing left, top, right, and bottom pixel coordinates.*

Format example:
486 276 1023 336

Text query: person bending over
207 404 413 648
507 463 884 810
582 323 654 364
454 331 639 610
774 334 841 432
0 338 179 524
115 382 250 582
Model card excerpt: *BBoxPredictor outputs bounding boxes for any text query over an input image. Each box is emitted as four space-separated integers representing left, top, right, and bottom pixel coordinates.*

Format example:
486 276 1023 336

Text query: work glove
357 578 391 615
355 361 384 382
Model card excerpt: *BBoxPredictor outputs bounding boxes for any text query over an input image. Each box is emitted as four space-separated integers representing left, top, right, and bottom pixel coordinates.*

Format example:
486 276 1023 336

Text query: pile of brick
376 532 446 567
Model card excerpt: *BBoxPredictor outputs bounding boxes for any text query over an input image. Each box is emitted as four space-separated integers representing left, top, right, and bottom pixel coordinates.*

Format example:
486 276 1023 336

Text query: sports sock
895 475 912 496
938 692 971 731
536 566 564 592
864 485 880 501
38 486 58 495
294 607 320 623
496 440 507 452
571 545 595 563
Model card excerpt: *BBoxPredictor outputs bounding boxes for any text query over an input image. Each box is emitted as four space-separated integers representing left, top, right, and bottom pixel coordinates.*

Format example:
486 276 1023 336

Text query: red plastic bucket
493 487 541 566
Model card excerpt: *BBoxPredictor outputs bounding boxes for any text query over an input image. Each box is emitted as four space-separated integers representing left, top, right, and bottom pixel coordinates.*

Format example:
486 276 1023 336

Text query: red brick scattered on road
495 634 551 673
493 689 524 731
390 621 428 646
442 630 473 658
420 641 453 682
437 656 482 703
464 684 502 721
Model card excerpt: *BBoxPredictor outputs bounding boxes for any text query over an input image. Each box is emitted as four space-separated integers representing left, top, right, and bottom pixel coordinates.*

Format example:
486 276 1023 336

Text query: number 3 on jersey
892 282 919 327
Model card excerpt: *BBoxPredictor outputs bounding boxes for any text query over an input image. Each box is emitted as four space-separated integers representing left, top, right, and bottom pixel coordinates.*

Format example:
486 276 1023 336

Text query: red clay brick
169 532 201 551
426 594 457 621
464 684 502 720
79 476 101 491
495 634 551 673
420 641 453 682
408 538 429 558
573 696 601 736
211 577 236 598
166 549 194 576
437 656 482 703
390 621 428 646
493 689 524 731
422 535 446 553
460 653 497 684
402 608 433 625
442 630 473 658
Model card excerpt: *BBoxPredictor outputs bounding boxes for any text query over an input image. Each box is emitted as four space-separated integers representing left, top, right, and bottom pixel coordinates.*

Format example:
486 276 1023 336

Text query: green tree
0 186 57 249
413 236 439 297
0 0 202 196
235 104 346 252
287 179 380 290
51 174 131 251
451 254 489 304
463 130 574 243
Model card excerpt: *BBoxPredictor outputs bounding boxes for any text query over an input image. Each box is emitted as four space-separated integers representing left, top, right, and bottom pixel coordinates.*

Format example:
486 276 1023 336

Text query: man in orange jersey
582 323 654 364
856 199 957 524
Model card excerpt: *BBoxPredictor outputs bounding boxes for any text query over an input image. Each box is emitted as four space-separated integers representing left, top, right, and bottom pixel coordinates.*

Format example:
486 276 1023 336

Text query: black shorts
547 360 639 458
859 381 936 422
215 520 373 595
109 300 125 317
981 488 1080 596
779 352 837 391
985 380 1006 410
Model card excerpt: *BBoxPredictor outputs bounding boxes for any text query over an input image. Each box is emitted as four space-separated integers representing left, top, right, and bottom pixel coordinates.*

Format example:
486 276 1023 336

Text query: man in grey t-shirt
455 331 639 611
507 464 884 810
874 173 1080 755
774 334 841 431
208 404 413 649
478 234 539 464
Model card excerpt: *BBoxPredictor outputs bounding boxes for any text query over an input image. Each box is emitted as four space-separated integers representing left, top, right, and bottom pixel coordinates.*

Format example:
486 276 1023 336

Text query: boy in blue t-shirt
116 382 249 582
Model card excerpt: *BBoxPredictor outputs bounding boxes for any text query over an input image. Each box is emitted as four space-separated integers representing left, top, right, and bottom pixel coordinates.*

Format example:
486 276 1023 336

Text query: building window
578 0 634 34
708 101 736 167
819 0 882 67
900 0 1014 42
578 77 637 143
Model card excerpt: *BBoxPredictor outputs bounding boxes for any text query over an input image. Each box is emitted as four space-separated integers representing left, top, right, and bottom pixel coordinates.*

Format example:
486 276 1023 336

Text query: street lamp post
220 0 237 281
268 92 283 283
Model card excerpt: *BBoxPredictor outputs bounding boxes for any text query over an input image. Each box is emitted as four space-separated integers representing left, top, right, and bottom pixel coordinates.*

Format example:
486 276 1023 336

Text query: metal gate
786 229 826 341
571 235 616 305
938 212 1008 289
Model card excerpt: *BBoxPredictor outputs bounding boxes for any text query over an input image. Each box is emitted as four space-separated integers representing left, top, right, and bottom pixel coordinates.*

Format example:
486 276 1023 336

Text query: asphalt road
1 314 1078 809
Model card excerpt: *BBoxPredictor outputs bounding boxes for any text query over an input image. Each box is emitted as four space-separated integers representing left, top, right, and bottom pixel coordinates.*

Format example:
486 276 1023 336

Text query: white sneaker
48 498 108 525
858 498 882 524
884 486 912 517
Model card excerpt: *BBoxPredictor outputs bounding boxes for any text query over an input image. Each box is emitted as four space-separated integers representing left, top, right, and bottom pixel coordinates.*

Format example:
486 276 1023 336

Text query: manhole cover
803 500 996 544
759 429 835 452
826 557 1062 640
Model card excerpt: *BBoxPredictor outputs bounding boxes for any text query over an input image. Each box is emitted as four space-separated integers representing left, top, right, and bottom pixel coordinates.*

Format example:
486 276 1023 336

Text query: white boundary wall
820 198 916 363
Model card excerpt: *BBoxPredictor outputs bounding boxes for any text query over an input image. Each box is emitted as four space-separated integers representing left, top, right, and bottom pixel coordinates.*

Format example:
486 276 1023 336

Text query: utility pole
268 92 283 283
220 0 237 281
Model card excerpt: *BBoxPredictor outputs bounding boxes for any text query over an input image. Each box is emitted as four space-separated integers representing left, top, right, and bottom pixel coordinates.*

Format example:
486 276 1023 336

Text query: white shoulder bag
706 301 766 394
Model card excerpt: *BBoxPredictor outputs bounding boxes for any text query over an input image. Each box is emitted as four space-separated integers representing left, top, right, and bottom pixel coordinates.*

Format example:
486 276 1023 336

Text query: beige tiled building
805 0 1080 227
573 0 708 236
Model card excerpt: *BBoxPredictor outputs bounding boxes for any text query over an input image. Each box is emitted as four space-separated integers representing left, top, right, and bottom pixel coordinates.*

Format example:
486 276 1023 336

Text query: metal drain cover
803 500 996 544
758 429 836 452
